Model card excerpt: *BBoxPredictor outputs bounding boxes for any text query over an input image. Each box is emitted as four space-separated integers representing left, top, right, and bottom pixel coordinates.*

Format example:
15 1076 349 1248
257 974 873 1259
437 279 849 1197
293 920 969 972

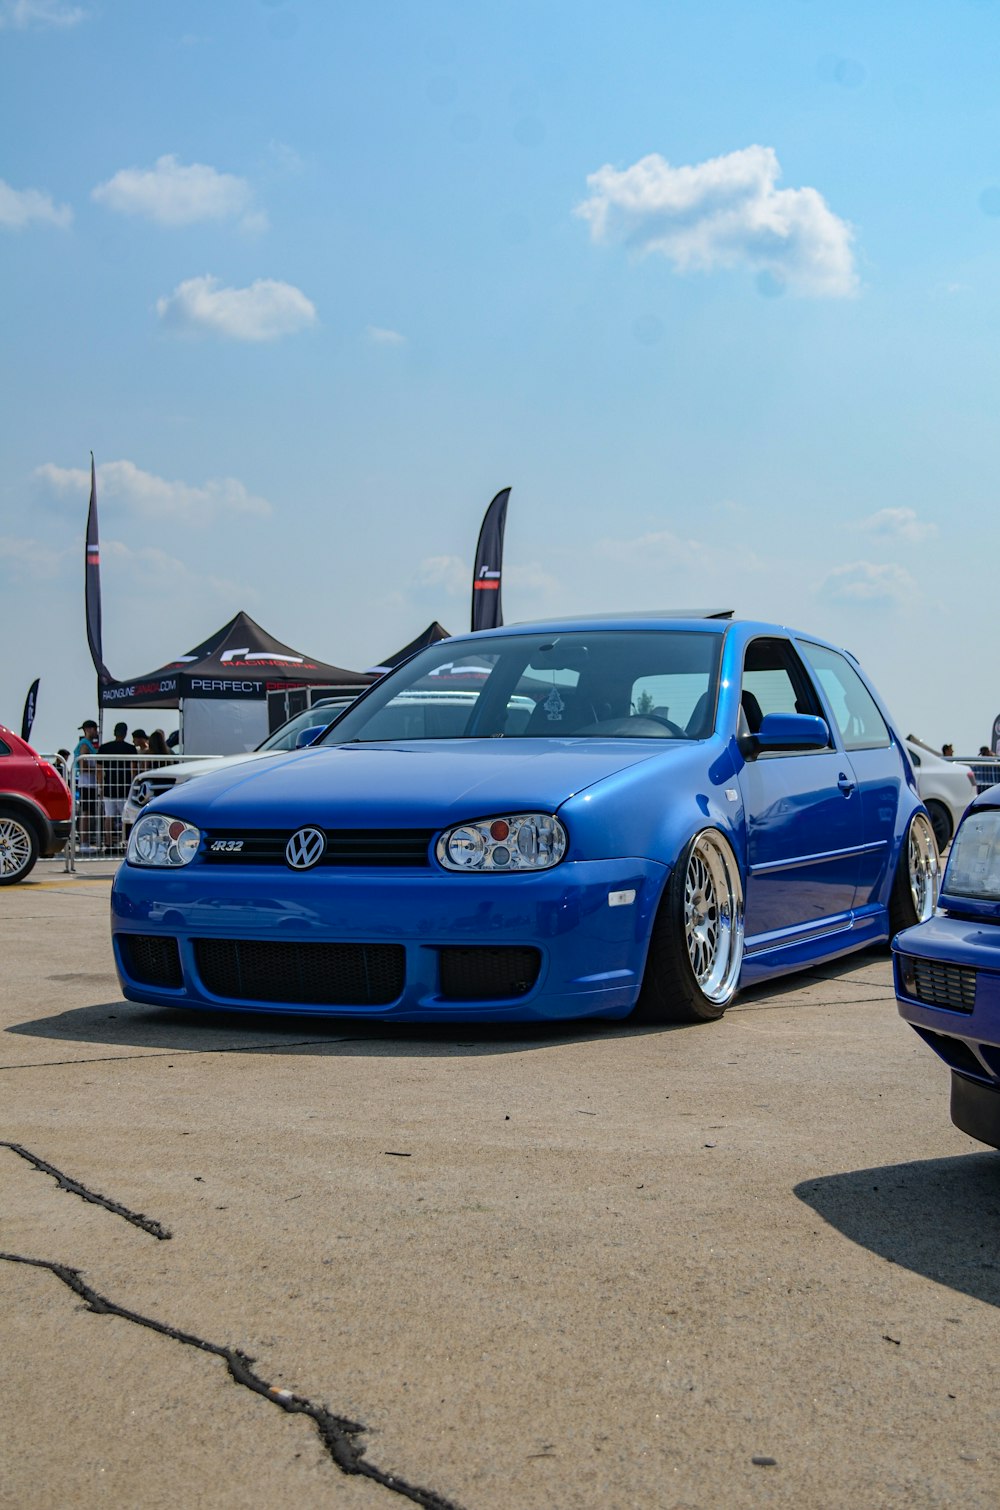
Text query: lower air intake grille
193 938 404 1006
438 946 541 1001
120 934 183 989
905 956 977 1013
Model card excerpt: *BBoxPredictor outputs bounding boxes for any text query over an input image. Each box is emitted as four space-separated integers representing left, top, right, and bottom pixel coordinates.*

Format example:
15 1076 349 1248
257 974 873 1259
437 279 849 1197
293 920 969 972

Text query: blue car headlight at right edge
436 813 568 872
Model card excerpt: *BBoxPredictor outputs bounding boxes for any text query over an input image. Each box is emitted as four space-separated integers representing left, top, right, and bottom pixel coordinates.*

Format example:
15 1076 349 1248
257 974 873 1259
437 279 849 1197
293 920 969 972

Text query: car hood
155 739 676 828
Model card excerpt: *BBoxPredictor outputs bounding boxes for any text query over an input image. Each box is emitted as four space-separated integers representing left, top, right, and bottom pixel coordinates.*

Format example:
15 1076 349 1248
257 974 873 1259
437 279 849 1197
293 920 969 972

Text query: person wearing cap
98 721 137 853
72 719 100 851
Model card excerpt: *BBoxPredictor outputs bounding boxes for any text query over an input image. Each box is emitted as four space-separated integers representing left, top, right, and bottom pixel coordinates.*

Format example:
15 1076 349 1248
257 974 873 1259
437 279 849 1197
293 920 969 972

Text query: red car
0 724 73 883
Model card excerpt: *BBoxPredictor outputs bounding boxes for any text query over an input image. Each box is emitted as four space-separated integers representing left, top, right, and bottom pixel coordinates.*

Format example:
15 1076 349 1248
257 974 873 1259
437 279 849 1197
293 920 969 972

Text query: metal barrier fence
962 759 1000 795
61 752 224 870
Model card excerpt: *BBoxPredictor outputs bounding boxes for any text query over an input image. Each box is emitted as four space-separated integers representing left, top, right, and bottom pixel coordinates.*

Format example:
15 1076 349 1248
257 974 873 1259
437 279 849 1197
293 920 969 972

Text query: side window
740 637 827 740
798 642 890 751
0 739 10 756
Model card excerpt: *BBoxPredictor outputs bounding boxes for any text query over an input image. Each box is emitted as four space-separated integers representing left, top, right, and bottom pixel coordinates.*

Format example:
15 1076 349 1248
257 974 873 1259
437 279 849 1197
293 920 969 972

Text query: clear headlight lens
437 813 567 872
944 809 1000 899
127 812 201 868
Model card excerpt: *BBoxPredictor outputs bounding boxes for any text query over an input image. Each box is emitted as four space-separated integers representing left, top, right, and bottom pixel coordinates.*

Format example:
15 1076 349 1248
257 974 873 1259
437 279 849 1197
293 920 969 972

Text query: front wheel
633 829 745 1024
0 810 40 885
888 811 940 936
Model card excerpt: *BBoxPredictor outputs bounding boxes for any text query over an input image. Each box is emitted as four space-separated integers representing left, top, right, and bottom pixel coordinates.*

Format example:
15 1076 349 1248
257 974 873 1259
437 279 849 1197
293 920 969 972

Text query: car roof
437 614 849 652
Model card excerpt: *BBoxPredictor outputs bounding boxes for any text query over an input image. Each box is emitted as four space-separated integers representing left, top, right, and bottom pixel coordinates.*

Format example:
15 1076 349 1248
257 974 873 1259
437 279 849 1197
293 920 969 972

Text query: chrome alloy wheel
0 816 33 880
683 829 745 1004
907 811 940 922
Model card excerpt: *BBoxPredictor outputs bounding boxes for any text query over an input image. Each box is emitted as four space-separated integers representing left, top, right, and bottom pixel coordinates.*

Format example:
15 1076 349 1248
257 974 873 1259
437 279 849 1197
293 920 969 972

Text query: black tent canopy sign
98 610 374 711
366 621 450 675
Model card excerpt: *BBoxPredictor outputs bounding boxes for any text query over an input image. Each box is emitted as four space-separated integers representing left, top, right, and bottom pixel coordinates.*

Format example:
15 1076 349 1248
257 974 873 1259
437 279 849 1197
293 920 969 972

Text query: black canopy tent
99 611 375 753
366 621 451 674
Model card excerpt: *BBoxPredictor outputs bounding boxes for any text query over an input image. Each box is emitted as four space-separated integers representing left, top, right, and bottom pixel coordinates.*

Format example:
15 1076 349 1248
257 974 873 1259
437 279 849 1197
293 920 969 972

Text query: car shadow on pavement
5 999 683 1057
795 1154 1000 1307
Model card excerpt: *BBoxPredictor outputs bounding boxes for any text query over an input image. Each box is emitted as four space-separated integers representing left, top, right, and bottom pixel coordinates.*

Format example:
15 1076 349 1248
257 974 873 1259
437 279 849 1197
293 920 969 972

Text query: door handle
838 772 855 796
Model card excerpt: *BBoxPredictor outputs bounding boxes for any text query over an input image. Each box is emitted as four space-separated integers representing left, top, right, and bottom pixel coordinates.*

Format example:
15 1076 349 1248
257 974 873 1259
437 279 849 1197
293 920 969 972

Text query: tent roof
99 610 375 709
367 621 451 675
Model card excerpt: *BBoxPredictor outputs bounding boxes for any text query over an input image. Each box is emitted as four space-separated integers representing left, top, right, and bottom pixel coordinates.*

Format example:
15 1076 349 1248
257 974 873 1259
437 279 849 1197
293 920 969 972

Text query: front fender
557 736 746 882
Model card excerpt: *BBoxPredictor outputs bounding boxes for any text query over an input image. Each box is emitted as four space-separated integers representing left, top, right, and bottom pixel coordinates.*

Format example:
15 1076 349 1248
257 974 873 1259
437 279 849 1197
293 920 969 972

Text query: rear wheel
924 799 952 853
889 811 940 936
0 810 40 885
633 829 744 1024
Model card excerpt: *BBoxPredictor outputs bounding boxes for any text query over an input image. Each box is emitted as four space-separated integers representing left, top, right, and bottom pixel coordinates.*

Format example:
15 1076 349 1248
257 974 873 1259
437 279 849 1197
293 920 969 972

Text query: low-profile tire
0 809 40 885
888 810 940 936
633 828 745 1024
924 799 952 854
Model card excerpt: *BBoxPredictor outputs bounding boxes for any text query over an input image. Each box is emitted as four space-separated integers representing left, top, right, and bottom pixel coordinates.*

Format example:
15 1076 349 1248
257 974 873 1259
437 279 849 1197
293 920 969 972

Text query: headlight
943 809 1000 899
436 813 567 872
127 812 201 868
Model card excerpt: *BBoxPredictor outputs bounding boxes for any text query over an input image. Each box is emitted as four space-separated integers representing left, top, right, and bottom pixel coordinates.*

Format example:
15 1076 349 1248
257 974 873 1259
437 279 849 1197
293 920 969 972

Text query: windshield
318 630 722 743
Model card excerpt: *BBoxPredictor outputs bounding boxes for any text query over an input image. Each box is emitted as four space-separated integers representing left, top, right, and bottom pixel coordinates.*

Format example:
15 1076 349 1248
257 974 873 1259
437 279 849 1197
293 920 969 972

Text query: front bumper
893 915 1000 1138
111 856 668 1021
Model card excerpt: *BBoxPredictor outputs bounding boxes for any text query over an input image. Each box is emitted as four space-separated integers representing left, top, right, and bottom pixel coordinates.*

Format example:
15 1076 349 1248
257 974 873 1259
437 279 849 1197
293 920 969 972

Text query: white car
122 700 354 838
904 737 977 851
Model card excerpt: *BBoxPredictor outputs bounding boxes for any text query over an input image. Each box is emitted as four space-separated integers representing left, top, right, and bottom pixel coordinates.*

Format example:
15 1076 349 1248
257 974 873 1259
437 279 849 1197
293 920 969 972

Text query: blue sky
1 0 997 753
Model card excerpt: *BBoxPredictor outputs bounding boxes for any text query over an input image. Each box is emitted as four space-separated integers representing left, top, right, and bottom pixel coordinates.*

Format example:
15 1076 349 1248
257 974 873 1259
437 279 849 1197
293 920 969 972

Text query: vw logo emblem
285 826 326 870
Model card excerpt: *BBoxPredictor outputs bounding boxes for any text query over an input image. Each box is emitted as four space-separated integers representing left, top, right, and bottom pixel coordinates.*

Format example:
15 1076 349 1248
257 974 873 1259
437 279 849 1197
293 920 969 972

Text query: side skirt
739 909 888 987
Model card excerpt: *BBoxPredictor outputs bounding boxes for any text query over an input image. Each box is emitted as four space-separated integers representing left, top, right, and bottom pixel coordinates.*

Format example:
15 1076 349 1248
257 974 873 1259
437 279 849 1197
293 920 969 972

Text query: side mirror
295 726 326 748
754 712 830 751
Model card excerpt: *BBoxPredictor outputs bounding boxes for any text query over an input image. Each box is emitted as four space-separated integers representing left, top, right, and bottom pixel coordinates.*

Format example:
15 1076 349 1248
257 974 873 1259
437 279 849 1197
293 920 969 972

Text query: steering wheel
638 713 685 736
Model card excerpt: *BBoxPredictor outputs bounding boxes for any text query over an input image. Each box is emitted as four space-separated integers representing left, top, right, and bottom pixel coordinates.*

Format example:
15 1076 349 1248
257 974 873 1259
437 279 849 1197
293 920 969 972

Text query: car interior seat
740 690 764 735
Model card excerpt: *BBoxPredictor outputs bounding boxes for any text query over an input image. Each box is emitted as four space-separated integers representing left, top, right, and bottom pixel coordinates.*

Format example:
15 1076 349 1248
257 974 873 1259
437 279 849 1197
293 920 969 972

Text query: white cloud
100 539 248 603
418 555 468 596
156 275 317 341
819 560 915 605
35 460 272 523
577 145 857 298
858 507 937 543
0 534 71 579
0 178 72 230
598 527 764 575
92 154 263 230
0 0 86 27
366 325 406 345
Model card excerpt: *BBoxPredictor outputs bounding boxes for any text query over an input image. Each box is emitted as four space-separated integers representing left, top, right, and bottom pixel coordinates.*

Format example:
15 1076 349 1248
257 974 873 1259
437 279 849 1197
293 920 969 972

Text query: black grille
120 934 183 989
201 828 433 867
193 938 404 1006
903 955 977 1013
438 946 541 1001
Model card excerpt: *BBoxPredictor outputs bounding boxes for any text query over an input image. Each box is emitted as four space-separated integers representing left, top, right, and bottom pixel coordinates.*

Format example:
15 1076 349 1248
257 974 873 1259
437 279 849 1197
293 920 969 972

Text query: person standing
72 720 100 851
98 722 137 853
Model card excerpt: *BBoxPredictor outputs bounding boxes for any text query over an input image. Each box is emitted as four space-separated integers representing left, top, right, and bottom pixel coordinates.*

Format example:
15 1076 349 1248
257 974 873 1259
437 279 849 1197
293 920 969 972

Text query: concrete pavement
3 859 999 1508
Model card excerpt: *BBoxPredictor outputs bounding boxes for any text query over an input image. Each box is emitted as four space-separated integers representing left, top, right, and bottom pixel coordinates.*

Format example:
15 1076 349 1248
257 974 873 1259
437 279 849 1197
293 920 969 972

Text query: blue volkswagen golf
894 787 1000 1147
111 614 938 1025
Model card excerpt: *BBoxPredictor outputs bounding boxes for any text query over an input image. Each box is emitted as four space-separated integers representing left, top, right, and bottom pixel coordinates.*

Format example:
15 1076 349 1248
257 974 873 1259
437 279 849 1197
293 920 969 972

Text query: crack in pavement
1 1141 172 1240
1 1252 465 1509
0 1038 363 1071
